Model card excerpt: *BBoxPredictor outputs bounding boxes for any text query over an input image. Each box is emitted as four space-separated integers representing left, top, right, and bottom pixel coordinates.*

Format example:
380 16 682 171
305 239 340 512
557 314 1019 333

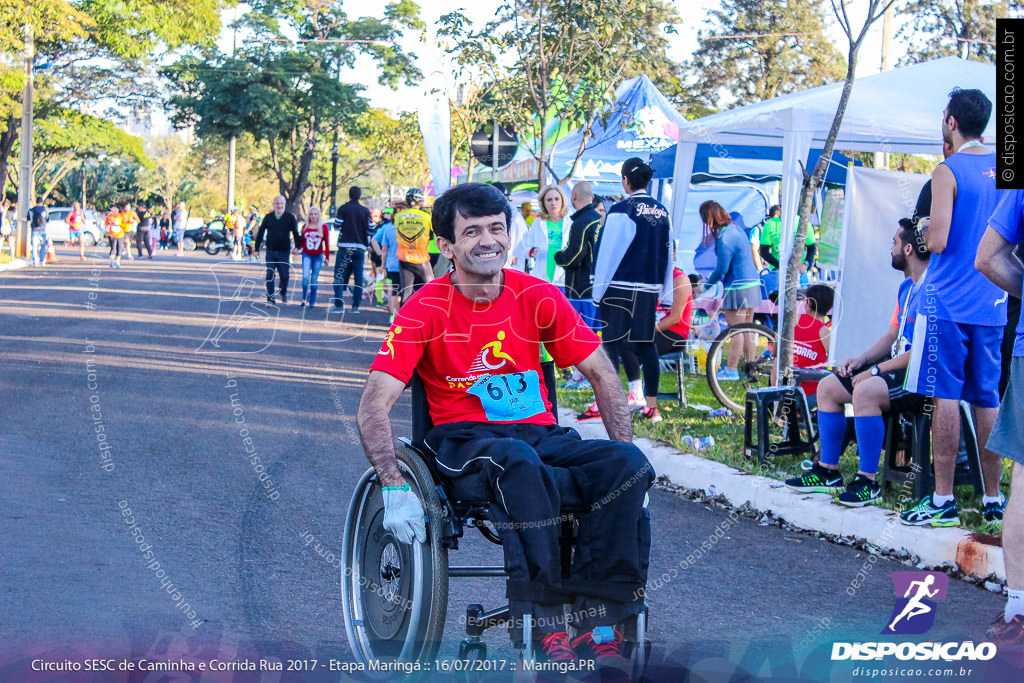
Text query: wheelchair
340 362 651 674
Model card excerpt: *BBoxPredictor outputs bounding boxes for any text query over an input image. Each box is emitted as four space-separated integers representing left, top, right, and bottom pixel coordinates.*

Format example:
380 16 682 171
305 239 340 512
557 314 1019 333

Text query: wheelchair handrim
341 466 426 664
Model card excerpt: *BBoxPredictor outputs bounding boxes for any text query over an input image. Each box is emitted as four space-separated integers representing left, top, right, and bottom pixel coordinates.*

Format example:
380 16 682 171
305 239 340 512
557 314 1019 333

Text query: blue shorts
568 298 601 333
904 315 1002 408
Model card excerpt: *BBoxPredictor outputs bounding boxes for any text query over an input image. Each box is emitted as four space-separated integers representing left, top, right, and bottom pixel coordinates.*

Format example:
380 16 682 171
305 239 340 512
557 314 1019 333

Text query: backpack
30 206 47 229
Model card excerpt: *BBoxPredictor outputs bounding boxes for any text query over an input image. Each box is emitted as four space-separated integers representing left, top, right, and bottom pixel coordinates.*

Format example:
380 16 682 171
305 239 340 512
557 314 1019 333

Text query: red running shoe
576 402 601 422
988 613 1024 668
538 631 577 664
572 628 631 680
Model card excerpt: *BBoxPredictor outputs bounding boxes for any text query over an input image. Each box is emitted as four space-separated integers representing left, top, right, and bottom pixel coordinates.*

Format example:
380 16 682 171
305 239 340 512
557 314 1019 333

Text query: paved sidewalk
564 408 1007 585
0 257 27 272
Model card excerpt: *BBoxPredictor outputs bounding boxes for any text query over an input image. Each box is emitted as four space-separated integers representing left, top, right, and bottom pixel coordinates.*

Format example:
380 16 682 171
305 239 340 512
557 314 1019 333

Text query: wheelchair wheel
340 447 448 664
706 322 777 413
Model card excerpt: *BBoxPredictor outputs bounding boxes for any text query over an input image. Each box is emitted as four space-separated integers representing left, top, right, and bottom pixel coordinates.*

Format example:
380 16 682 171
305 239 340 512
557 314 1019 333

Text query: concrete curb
561 407 1006 584
0 258 28 272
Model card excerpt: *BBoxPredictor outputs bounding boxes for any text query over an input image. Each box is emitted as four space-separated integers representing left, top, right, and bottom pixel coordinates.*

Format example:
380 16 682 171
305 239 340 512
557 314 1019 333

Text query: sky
214 0 909 117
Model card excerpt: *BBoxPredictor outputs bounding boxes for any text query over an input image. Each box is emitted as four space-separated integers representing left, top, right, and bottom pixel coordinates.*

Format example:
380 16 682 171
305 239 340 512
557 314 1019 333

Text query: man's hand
291 248 301 255
382 484 426 544
838 357 861 377
851 369 872 388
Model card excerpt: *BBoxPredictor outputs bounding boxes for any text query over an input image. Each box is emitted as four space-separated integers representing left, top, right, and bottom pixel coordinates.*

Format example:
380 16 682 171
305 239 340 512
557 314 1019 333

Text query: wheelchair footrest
465 603 511 637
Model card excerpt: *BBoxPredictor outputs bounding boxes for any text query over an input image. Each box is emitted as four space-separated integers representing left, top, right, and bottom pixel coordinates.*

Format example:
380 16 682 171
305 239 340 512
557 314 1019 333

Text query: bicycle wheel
706 322 777 413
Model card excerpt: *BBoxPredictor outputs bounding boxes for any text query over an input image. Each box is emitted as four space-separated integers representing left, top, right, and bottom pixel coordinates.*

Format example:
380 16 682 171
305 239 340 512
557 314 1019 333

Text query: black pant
425 422 652 631
398 260 428 304
136 229 152 258
264 249 290 298
655 329 688 356
606 340 660 399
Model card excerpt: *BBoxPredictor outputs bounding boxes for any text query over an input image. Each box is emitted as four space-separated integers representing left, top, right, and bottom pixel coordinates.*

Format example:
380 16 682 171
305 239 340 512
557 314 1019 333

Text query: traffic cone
46 241 59 263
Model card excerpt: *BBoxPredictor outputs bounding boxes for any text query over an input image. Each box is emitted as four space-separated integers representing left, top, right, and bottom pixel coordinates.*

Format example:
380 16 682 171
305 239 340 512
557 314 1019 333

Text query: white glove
382 483 426 545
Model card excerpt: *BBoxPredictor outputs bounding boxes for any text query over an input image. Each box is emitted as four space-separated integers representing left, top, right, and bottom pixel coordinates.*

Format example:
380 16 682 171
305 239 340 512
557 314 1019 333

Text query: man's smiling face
443 210 509 279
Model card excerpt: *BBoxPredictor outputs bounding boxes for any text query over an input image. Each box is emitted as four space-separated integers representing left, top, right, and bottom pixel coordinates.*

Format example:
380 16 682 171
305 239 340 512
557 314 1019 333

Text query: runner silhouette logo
882 571 949 635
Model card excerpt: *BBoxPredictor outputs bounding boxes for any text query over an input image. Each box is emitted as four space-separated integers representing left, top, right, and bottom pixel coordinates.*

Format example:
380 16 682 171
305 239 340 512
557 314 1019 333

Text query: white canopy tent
669 56 996 361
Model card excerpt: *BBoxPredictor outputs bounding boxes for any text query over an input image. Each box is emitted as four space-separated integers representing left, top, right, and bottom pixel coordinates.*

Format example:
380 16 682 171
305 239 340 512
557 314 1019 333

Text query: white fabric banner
829 166 929 365
418 72 451 196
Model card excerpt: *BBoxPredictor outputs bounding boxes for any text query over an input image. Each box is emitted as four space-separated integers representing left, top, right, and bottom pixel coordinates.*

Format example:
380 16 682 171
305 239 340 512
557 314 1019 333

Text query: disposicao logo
831 572 996 663
883 571 948 635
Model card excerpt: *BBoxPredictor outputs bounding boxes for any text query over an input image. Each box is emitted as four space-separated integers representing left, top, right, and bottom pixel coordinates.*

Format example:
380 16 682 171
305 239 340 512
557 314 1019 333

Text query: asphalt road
0 247 1013 682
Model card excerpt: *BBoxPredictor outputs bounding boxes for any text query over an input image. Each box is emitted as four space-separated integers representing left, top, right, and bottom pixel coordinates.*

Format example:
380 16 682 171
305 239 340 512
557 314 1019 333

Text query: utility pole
227 136 236 212
226 17 238 215
16 23 33 258
329 141 338 216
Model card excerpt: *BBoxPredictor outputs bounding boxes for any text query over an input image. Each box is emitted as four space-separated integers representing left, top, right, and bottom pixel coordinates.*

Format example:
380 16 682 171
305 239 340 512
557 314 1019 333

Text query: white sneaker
626 390 646 411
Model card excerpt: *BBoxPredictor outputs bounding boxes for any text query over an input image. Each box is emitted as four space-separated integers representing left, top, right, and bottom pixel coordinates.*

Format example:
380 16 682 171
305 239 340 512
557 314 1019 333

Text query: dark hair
768 205 781 218
803 284 834 317
699 200 732 231
431 183 511 242
349 186 361 200
492 181 508 196
897 217 929 259
946 88 991 139
621 157 653 191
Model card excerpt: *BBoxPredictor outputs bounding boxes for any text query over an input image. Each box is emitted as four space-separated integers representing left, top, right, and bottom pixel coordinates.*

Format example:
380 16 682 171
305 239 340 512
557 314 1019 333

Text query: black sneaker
983 498 1006 523
266 294 276 304
899 494 959 527
280 292 287 304
784 464 844 493
837 474 881 507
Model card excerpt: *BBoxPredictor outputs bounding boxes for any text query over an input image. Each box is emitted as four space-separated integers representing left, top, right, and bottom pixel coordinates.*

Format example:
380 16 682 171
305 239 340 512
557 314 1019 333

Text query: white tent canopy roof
669 56 995 377
675 56 995 155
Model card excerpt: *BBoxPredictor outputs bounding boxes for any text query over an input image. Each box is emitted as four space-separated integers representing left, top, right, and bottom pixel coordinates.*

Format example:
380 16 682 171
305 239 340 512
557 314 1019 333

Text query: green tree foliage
686 0 847 110
899 0 1019 64
7 105 148 201
167 0 422 213
439 0 681 188
0 0 226 198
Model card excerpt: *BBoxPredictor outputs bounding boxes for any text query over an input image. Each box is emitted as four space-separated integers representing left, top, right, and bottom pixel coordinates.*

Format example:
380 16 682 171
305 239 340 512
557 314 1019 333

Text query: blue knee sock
817 410 846 467
854 415 885 476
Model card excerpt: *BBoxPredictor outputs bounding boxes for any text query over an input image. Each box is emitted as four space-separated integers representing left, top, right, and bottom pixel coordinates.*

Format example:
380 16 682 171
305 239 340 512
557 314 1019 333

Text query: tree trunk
778 49 861 384
0 116 19 198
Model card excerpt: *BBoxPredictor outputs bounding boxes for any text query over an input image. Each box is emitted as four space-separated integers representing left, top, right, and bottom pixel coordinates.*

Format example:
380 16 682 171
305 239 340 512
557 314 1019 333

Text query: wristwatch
870 366 880 377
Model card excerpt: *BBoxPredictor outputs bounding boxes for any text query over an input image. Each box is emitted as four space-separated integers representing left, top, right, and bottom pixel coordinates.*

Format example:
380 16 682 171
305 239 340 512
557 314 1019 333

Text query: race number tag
467 371 546 422
892 336 911 358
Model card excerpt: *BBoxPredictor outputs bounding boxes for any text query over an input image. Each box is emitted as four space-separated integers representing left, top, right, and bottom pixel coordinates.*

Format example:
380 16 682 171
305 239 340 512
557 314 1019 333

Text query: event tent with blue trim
546 74 686 194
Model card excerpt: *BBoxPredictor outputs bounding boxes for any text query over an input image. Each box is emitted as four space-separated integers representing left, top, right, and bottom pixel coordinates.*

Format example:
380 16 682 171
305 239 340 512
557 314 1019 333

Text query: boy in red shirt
358 183 652 666
792 284 833 397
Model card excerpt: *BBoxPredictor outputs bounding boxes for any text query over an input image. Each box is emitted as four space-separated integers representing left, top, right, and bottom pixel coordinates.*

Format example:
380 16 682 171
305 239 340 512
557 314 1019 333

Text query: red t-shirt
370 269 601 426
793 314 829 396
301 223 330 258
655 267 694 339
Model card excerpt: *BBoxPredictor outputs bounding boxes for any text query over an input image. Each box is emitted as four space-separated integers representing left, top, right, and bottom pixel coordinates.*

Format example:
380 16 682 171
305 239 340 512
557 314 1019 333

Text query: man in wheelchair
785 218 928 507
356 183 654 665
